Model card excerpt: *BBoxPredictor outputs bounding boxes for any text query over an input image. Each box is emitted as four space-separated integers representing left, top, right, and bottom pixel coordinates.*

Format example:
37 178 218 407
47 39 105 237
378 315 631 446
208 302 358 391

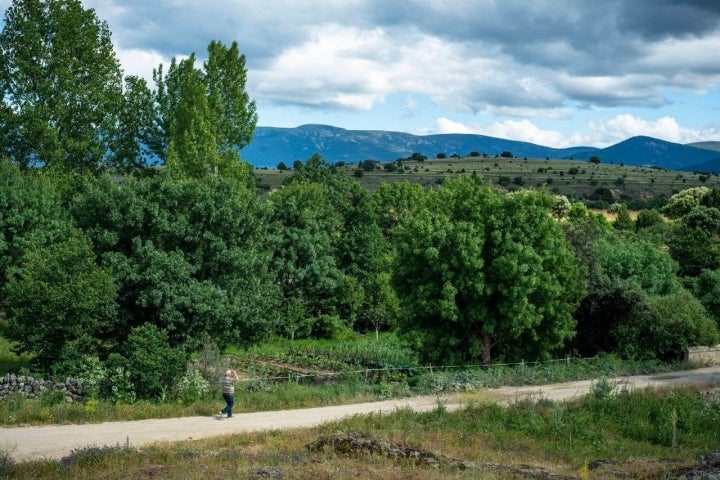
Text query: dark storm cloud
617 0 720 39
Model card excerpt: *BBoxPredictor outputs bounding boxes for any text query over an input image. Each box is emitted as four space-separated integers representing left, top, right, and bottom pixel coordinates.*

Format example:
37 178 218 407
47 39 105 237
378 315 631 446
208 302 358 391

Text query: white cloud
587 114 720 145
431 114 720 148
432 117 582 147
116 48 168 84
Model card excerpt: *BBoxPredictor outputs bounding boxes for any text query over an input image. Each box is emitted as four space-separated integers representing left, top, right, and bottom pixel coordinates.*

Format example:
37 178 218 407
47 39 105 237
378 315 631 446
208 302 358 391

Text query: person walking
220 368 239 418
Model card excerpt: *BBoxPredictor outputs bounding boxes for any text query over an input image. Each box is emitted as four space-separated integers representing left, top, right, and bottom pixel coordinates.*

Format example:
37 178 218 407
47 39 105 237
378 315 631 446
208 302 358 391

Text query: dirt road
2 366 719 462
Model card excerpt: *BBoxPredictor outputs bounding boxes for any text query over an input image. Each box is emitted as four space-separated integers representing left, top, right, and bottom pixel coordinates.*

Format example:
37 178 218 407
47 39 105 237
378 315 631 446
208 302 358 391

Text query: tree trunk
481 334 492 365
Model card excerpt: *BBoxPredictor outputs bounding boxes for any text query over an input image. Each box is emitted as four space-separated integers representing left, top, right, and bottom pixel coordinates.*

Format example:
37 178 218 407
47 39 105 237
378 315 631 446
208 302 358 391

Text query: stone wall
0 373 84 402
686 346 720 366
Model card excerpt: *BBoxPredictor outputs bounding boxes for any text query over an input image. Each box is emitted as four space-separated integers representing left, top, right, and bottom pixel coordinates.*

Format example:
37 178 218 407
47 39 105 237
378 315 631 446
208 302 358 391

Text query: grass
254 155 720 203
6 385 718 479
0 335 32 375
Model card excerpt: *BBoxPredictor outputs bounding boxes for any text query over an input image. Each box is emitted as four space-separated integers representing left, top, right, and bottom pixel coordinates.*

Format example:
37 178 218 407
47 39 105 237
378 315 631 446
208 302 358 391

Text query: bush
176 368 209 404
122 324 187 400
40 389 67 407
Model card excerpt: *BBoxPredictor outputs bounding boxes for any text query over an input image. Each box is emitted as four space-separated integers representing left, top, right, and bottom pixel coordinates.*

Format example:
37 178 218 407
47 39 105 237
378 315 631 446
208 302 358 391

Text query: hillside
241 124 596 167
569 136 720 171
241 125 720 173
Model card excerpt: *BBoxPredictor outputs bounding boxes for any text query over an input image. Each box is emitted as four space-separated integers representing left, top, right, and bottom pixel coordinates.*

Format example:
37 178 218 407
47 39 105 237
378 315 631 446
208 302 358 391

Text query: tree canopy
0 0 123 171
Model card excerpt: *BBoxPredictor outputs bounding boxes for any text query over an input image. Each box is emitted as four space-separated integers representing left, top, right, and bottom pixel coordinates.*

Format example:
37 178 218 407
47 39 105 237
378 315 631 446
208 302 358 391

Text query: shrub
176 368 209 404
40 389 67 407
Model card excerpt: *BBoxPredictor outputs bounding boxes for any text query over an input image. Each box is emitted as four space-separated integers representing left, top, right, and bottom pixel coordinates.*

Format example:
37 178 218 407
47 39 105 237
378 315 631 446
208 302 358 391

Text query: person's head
226 369 233 377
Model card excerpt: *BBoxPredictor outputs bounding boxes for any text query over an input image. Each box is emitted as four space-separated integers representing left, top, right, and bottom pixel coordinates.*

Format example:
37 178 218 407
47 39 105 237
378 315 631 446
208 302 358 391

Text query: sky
2 0 720 148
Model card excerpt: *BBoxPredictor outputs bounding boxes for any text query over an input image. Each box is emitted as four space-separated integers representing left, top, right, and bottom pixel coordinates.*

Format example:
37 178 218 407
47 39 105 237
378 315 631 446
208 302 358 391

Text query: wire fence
234 354 601 385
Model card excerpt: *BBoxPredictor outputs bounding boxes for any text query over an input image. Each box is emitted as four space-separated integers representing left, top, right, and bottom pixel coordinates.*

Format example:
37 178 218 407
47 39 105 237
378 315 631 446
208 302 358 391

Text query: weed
590 376 617 400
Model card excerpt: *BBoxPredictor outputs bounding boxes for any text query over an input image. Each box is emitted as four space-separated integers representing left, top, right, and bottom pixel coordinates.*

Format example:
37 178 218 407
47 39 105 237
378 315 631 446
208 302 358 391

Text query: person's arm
232 369 239 381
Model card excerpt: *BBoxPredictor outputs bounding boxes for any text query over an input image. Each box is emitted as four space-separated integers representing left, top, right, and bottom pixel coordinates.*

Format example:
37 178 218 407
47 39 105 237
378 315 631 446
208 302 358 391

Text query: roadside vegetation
4 382 719 479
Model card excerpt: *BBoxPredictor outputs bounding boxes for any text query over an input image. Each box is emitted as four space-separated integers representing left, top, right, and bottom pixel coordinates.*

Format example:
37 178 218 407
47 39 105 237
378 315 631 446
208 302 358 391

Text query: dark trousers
221 393 234 417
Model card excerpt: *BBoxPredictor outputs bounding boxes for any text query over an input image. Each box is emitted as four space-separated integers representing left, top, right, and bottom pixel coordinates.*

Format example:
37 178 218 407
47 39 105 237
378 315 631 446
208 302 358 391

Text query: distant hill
568 136 720 172
241 124 596 167
240 125 720 173
687 141 720 152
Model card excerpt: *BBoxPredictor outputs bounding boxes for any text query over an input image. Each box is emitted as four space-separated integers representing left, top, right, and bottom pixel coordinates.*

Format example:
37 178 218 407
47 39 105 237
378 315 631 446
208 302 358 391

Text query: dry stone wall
0 373 84 402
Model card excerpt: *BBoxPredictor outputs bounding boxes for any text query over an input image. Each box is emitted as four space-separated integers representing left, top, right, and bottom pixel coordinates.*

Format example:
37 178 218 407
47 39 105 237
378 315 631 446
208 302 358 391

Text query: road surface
2 365 719 462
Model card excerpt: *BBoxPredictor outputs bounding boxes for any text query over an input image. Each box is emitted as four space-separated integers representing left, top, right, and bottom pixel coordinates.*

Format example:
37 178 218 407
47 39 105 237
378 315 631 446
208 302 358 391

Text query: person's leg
226 394 235 417
221 393 232 414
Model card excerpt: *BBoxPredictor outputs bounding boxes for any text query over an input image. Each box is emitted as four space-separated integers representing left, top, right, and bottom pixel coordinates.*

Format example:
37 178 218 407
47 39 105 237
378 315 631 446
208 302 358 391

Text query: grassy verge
4 385 717 479
0 351 685 427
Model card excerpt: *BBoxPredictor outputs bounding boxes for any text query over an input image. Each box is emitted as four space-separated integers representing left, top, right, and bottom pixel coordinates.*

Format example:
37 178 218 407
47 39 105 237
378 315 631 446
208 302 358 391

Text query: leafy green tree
684 206 720 235
392 176 584 364
668 224 720 277
118 323 187 400
612 203 634 231
589 155 601 164
686 269 720 326
615 289 719 361
71 173 279 349
635 209 664 232
112 76 156 170
662 186 710 219
551 195 571 220
266 181 344 331
0 0 123 171
371 180 428 234
2 230 117 371
151 41 256 182
596 235 681 296
0 160 72 290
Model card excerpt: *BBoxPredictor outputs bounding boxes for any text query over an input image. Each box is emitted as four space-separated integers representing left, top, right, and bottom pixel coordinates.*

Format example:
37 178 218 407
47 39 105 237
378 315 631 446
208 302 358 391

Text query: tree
589 155 601 164
662 186 710 219
3 230 117 371
70 173 280 350
392 176 584 364
151 40 256 182
616 289 719 361
0 0 123 171
112 76 156 170
266 181 344 330
635 209 664 232
500 151 514 158
551 195 571 220
612 203 634 231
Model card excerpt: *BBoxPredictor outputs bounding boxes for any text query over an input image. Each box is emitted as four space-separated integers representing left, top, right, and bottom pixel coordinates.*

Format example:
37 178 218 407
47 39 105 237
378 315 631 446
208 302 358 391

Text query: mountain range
240 124 720 173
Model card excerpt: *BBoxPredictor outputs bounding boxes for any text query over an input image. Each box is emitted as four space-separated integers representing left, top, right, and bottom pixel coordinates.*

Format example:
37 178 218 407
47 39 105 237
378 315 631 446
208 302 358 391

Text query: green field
255 156 720 202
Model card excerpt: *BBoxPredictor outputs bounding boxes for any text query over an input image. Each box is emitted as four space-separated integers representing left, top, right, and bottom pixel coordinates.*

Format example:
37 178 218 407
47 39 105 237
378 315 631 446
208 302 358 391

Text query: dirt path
2 366 719 462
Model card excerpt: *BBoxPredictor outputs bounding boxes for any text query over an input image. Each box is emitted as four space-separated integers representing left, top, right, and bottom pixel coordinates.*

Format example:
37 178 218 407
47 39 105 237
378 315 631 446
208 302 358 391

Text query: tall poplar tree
152 40 257 182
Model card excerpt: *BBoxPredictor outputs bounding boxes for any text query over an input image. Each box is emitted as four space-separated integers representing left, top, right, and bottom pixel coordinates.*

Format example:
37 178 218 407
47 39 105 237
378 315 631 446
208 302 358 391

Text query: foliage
266 180 344 328
662 186 710 219
151 40 257 182
667 224 720 277
685 268 720 325
70 173 280 350
176 368 210 404
392 176 584 364
612 203 634 231
120 323 188 401
3 230 117 371
0 160 73 290
635 208 664 231
0 0 123 171
615 289 719 361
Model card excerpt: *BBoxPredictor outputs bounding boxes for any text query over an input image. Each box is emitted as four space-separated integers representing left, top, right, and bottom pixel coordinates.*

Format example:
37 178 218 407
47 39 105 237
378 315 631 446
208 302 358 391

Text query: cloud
2 0 720 135
432 114 720 148
432 117 583 148
587 114 720 145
